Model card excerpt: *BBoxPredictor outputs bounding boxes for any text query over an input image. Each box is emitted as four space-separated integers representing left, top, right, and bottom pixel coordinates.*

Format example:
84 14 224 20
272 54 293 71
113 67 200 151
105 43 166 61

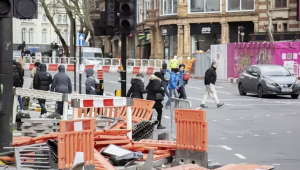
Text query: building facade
13 1 81 55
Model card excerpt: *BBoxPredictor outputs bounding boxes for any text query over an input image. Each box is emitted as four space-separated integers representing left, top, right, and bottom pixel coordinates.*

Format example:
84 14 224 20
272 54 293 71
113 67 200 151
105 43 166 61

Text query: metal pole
121 33 127 97
0 18 13 151
79 46 82 94
73 19 77 91
238 30 240 43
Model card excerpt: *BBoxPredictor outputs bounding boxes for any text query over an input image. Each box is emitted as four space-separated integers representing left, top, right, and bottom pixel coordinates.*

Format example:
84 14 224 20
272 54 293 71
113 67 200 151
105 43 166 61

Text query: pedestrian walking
30 62 41 89
169 56 179 72
146 72 165 129
18 54 26 70
160 63 171 99
85 68 96 95
127 73 147 99
200 61 224 108
50 65 72 118
165 68 179 109
33 64 53 117
178 64 189 99
13 61 25 113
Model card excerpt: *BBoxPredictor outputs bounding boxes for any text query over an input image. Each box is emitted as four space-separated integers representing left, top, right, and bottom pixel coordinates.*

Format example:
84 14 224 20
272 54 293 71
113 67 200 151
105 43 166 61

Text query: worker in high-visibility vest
170 56 179 72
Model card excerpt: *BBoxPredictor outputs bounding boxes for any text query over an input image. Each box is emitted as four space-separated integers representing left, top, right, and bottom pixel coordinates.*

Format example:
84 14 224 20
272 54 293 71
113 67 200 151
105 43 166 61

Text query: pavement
23 70 300 170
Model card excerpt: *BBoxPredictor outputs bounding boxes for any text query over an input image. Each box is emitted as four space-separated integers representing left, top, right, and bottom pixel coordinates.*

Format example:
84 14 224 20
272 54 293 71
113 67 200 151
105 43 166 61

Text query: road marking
254 135 260 137
187 86 202 90
216 91 231 94
279 114 284 116
222 146 232 150
287 131 292 134
292 113 296 115
212 120 217 122
225 119 230 121
220 138 226 140
266 115 271 117
237 136 242 138
272 164 280 166
253 116 257 118
164 116 170 119
214 86 224 89
271 133 276 135
108 81 118 84
240 117 244 119
235 154 247 159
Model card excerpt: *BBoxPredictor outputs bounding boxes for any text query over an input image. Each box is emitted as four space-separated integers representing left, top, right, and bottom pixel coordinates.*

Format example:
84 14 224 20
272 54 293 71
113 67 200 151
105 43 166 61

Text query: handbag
156 93 164 101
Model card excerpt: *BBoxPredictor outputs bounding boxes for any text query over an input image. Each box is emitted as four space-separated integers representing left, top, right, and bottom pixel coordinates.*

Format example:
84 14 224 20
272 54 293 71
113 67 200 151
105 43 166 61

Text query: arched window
21 28 26 42
42 14 47 22
29 28 34 43
62 15 67 23
57 15 62 23
64 29 68 44
42 29 47 44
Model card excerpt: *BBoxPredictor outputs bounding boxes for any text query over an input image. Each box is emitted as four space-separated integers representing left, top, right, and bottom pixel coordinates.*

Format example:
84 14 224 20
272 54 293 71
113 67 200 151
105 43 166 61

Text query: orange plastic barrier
117 99 155 123
78 106 126 119
215 164 274 170
137 139 176 148
94 149 116 170
163 164 209 170
175 109 207 152
57 118 96 169
95 129 131 136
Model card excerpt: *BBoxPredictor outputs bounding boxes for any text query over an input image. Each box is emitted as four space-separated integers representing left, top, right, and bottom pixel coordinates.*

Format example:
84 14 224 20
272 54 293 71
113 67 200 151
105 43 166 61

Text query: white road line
225 119 230 121
214 86 224 89
240 117 244 119
212 120 217 122
235 154 247 159
254 135 260 137
253 116 257 118
222 146 232 150
237 136 242 138
220 138 226 140
272 164 280 166
164 116 170 119
108 81 118 84
187 86 202 90
266 115 271 117
216 91 231 94
271 133 276 135
279 114 284 116
292 113 296 115
287 131 292 134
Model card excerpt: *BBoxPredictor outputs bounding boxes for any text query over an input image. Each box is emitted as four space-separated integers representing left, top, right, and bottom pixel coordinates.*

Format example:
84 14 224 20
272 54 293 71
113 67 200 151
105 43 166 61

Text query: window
190 0 221 13
57 15 62 23
42 29 47 44
64 29 68 44
160 0 177 15
62 15 67 23
283 23 288 32
227 0 255 11
275 0 287 8
273 24 277 32
28 28 34 43
145 0 151 19
137 0 143 23
21 28 26 42
42 14 47 22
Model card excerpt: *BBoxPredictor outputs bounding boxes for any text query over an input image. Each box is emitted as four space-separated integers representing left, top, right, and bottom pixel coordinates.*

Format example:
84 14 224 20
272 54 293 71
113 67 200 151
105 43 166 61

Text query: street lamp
238 26 245 43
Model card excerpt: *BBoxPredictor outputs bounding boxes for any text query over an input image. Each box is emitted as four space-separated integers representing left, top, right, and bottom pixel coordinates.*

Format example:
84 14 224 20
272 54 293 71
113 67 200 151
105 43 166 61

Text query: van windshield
83 52 103 58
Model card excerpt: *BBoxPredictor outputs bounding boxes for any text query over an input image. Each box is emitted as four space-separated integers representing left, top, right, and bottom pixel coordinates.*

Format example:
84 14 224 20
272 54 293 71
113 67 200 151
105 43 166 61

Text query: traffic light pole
73 19 77 91
79 46 82 94
0 18 13 151
121 33 127 97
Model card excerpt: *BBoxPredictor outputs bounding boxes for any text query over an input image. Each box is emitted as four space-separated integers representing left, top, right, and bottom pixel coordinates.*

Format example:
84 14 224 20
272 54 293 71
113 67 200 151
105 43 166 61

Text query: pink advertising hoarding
227 42 300 78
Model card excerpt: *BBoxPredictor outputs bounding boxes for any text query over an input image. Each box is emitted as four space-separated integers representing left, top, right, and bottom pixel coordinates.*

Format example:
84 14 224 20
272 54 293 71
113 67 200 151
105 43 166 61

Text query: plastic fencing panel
58 118 96 169
175 109 207 152
170 98 192 140
194 52 211 78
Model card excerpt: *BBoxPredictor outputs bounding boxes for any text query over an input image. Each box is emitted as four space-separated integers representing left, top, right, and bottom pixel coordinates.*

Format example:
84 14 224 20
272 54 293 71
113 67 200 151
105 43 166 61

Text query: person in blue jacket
165 68 179 109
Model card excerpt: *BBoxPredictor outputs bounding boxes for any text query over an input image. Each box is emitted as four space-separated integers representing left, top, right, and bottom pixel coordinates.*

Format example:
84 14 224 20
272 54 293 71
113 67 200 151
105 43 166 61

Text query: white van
81 47 103 65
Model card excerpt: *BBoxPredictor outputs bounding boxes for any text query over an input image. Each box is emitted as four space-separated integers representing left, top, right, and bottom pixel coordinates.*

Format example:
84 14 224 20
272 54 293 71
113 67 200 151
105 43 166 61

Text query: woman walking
146 72 165 129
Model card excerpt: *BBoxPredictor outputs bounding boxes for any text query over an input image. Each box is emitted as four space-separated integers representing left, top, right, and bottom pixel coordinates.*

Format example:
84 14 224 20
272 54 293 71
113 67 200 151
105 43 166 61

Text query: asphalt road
24 71 300 169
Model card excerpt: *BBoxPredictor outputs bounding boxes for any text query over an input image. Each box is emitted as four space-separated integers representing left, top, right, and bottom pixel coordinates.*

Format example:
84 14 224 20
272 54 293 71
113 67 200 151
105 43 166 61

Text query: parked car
238 64 300 99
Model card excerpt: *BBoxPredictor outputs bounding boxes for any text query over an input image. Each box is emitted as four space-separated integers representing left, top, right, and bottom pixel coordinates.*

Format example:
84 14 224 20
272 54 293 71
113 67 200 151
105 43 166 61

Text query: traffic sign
78 33 85 46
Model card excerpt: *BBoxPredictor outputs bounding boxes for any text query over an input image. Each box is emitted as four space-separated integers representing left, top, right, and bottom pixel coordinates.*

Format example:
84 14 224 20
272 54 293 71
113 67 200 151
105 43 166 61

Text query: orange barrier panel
67 64 75 71
137 139 176 148
94 149 116 170
94 139 131 146
163 164 209 170
95 129 131 136
142 153 171 161
102 66 110 73
117 99 155 123
175 109 207 152
78 106 126 120
48 64 59 71
215 164 274 170
94 135 129 141
58 118 96 169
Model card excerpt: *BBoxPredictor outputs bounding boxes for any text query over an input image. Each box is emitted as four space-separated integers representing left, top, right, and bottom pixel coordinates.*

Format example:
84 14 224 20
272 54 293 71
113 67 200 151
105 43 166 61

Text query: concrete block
174 149 208 168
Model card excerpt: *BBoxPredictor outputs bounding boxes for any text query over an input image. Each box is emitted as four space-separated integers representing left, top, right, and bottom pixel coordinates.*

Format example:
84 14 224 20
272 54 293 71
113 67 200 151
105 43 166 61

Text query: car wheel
258 85 264 98
291 94 299 99
238 83 247 96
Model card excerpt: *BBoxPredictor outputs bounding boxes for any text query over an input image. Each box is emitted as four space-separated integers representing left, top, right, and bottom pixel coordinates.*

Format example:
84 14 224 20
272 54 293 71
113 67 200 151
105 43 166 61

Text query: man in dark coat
85 68 96 95
146 72 165 129
50 65 72 117
127 73 147 99
33 64 53 117
200 61 224 108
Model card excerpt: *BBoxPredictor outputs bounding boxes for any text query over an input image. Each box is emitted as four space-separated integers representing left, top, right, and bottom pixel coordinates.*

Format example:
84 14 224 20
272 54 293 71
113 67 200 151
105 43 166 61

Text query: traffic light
14 0 38 19
0 0 13 18
105 0 117 27
119 0 136 33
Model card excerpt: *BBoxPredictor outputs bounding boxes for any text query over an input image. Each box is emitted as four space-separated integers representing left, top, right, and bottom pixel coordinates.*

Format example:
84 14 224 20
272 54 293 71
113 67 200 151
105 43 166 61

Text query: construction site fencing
170 98 192 140
194 52 211 78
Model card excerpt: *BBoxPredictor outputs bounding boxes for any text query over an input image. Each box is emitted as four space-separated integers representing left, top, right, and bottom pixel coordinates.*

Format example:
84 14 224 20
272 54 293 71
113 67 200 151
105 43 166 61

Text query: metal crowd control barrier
170 98 192 140
71 97 134 139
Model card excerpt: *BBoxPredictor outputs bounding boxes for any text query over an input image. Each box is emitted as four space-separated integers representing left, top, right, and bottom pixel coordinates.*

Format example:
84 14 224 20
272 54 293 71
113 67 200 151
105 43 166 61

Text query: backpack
163 69 171 81
183 72 190 81
13 66 21 87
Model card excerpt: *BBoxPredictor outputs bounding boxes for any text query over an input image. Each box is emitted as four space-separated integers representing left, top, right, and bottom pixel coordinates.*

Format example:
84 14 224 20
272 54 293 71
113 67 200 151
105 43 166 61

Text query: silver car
238 65 300 99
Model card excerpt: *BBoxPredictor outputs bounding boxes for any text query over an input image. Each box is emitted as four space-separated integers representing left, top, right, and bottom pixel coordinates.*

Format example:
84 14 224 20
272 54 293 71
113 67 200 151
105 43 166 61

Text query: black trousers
155 108 163 126
38 99 47 115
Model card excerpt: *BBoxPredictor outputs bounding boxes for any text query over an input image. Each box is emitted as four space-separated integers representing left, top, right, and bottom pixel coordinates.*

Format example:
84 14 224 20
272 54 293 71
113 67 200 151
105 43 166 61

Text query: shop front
136 31 151 59
190 23 221 53
162 25 178 60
